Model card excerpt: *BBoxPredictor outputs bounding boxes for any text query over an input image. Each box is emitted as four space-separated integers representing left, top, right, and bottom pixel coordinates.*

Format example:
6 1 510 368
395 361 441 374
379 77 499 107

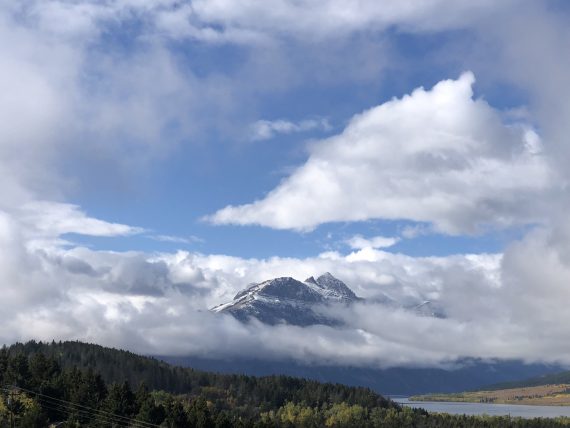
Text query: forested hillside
1 341 569 427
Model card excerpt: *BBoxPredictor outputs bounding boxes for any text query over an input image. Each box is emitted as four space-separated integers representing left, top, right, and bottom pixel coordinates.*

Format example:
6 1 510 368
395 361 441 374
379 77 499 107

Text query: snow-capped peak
304 276 318 286
210 273 358 325
211 273 445 325
312 272 358 301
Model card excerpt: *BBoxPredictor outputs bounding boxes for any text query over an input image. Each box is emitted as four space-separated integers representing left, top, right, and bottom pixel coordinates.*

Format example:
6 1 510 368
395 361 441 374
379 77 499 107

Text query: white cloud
0 221 495 366
209 73 556 234
477 3 570 181
345 235 399 250
401 224 433 239
249 118 331 141
2 198 570 368
19 201 143 240
0 1 519 211
16 0 503 46
500 221 570 345
0 1 263 211
183 0 514 42
1 220 568 368
149 234 204 244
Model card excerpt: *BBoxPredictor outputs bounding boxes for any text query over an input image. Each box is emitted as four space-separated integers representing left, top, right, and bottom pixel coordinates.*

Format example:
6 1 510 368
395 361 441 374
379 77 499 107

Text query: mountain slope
211 272 359 326
4 340 391 409
0 340 401 427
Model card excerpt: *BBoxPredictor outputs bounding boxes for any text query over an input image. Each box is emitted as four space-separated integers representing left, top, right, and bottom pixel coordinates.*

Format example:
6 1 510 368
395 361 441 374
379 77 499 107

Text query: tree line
1 340 569 427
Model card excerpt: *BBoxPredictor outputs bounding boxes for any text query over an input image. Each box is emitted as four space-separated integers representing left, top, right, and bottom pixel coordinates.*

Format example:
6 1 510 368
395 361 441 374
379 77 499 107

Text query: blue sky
2 1 570 365
60 18 531 258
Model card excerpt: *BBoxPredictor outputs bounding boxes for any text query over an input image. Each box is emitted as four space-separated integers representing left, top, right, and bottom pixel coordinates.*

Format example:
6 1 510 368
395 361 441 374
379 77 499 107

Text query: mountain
212 272 447 326
211 272 360 326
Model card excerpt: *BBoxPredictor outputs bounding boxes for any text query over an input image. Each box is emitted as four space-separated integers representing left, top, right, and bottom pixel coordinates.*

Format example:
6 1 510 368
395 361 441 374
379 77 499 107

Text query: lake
393 398 570 418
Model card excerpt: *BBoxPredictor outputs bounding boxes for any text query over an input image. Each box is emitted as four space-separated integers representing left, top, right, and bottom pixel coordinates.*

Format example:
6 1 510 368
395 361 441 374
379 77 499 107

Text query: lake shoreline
409 383 570 407
393 397 570 418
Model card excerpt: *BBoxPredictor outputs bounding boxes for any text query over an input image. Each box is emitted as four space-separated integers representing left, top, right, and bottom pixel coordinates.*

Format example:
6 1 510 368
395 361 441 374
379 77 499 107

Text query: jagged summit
211 273 358 326
304 276 318 285
313 272 358 301
211 272 445 326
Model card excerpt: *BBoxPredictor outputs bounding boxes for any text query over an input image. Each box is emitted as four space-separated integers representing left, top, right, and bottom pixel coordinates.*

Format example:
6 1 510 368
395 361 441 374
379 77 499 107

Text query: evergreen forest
1 341 569 427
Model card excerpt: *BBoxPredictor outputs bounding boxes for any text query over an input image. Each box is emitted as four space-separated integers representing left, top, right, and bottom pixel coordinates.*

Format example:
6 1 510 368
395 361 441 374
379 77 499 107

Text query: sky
1 0 570 368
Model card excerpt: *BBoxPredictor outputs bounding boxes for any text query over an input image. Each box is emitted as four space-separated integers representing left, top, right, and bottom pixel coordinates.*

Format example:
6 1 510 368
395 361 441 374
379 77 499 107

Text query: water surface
393 398 570 418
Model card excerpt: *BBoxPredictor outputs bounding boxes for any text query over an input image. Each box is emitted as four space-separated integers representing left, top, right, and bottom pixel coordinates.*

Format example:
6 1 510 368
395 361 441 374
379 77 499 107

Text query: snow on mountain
305 272 359 301
210 273 358 326
211 272 445 326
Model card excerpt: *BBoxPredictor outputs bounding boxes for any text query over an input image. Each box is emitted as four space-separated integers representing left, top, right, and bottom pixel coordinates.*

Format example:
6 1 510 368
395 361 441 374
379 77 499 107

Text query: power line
3 386 129 427
2 385 161 428
3 385 156 428
29 399 134 427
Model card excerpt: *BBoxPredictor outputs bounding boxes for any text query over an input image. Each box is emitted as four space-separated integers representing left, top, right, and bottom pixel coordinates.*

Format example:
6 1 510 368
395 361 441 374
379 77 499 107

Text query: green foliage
324 402 367 427
275 401 321 427
101 381 135 420
0 340 569 427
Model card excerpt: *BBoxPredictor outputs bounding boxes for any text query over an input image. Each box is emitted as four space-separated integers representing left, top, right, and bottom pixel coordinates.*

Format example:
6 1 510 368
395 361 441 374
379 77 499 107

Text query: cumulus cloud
249 118 331 141
0 1 520 208
345 235 400 250
2 224 570 368
19 201 143 239
0 192 569 368
209 73 556 233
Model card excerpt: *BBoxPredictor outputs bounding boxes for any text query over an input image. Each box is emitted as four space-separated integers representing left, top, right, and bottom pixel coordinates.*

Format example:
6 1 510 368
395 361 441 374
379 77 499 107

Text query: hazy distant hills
163 355 563 396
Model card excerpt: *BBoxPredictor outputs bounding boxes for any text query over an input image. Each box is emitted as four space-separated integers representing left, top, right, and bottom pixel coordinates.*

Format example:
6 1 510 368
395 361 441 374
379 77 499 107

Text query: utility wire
2 385 161 428
2 388 134 428
28 398 135 427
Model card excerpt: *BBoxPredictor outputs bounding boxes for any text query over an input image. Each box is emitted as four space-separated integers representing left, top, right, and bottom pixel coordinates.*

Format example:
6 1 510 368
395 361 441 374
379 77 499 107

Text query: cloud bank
209 73 555 233
0 206 569 369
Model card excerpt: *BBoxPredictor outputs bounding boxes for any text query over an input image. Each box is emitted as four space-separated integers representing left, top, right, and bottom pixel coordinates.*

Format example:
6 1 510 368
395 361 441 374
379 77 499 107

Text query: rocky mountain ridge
211 272 444 326
211 273 358 326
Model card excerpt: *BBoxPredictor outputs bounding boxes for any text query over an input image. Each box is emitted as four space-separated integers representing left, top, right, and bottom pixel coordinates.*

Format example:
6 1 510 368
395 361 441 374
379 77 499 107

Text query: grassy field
410 384 570 406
